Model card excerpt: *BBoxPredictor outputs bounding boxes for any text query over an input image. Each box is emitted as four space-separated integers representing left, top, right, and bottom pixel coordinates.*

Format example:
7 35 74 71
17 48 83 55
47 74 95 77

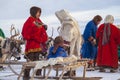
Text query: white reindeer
55 9 83 59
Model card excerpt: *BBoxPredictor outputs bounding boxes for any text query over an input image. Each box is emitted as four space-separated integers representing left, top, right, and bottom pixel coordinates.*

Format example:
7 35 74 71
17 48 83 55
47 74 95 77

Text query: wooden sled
18 59 88 80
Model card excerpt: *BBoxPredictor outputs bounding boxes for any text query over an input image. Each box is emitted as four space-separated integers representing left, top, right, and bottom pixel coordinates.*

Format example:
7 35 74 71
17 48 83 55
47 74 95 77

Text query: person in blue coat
47 36 68 59
47 36 76 76
81 15 102 67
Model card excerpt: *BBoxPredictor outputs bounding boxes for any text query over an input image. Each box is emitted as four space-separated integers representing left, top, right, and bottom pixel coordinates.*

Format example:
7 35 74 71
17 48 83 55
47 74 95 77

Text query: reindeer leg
70 40 76 56
76 37 82 59
2 54 8 62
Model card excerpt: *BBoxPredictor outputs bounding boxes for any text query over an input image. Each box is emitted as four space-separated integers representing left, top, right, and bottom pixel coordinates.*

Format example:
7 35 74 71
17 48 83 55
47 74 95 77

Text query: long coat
96 23 120 68
81 20 97 59
22 16 48 54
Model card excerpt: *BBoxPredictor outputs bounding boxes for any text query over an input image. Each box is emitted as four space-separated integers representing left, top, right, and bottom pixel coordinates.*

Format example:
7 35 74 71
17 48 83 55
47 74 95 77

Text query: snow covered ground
0 13 120 80
0 65 120 80
0 1 120 80
0 56 120 80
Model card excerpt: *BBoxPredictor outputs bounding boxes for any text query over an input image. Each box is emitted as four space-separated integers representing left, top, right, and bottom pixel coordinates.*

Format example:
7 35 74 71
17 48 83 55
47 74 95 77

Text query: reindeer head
55 9 78 43
9 25 25 60
1 25 25 62
7 25 24 60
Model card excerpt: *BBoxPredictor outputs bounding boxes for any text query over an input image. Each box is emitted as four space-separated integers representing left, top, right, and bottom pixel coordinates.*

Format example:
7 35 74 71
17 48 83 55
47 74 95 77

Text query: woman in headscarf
81 15 102 68
96 15 120 72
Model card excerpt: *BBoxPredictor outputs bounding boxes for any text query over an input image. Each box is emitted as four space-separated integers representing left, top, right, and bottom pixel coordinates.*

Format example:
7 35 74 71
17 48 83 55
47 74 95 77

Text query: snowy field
0 0 120 80
0 55 120 80
0 60 120 80
0 13 120 80
0 14 120 80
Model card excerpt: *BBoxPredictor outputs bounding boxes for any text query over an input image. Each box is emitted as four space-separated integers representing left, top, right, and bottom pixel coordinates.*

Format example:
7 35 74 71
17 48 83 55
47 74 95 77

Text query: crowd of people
21 6 120 80
0 6 120 80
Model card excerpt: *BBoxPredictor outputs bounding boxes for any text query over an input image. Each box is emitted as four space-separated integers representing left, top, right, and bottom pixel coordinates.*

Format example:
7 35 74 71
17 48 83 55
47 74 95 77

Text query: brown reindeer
0 25 24 62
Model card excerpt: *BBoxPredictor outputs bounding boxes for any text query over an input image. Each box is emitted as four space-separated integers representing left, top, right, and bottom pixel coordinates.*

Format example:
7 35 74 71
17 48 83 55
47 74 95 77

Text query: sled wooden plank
0 61 26 65
18 60 88 79
34 76 102 80
18 65 26 80
45 66 52 80
83 63 87 78
18 62 36 80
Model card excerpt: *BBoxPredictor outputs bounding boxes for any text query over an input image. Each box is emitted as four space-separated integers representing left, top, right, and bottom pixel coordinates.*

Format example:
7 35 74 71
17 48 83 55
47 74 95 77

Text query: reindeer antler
10 24 20 39
51 27 54 38
57 26 61 34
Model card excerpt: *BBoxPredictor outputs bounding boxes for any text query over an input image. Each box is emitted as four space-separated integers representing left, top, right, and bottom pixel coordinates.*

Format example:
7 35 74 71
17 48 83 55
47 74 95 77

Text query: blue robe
81 20 97 59
47 46 68 59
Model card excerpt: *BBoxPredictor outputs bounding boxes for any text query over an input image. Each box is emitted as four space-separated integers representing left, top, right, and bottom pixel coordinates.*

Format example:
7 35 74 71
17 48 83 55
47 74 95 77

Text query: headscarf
104 15 114 24
102 15 114 45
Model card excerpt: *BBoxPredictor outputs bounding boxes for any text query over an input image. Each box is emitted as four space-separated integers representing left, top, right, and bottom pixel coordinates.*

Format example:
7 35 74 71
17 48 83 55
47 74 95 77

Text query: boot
88 60 93 68
63 70 76 76
0 66 4 71
23 77 30 80
23 69 30 80
99 67 105 72
110 68 117 73
63 71 70 76
72 70 76 76
36 69 42 76
93 59 96 67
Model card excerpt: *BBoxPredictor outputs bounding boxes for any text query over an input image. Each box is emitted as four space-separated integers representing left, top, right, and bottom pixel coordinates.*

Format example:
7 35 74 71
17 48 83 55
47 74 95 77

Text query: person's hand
63 44 70 50
88 36 94 42
91 39 97 46
43 24 48 30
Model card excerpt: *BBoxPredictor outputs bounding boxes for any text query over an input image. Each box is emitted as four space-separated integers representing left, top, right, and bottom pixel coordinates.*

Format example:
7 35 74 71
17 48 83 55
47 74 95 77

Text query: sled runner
18 56 88 80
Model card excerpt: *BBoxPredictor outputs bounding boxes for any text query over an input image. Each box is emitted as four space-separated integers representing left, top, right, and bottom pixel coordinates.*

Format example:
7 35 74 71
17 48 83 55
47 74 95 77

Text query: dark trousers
0 47 2 57
23 52 42 78
0 47 3 68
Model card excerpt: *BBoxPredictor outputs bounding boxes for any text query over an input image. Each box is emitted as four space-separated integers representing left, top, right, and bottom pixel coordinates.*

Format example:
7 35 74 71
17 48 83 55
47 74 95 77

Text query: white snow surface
0 56 120 80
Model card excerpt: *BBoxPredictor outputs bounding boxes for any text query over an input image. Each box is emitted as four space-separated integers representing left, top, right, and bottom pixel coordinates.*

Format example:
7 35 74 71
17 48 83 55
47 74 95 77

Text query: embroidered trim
25 48 42 54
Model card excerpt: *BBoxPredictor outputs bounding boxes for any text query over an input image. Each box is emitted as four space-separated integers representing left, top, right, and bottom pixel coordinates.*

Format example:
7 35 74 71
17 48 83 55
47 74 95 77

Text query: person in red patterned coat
22 6 48 80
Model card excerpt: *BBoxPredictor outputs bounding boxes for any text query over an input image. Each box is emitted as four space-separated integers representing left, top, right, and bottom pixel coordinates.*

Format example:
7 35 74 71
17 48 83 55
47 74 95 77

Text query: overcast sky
0 0 120 20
